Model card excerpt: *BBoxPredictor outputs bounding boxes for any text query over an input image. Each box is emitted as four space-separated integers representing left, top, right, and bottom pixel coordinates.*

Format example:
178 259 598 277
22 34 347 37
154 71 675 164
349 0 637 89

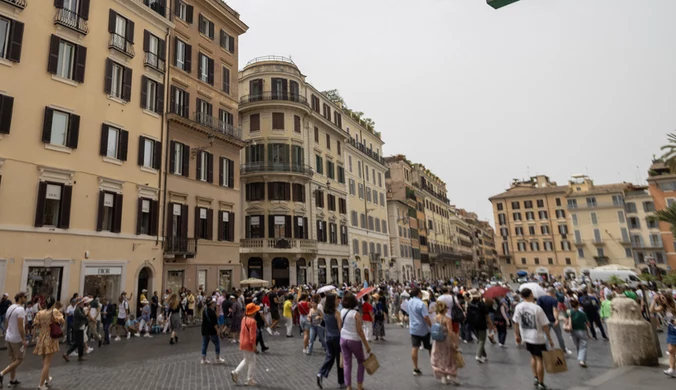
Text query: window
96 191 123 232
195 207 213 240
315 190 325 208
544 242 553 251
496 203 504 211
337 166 345 184
521 258 527 265
108 11 134 57
315 155 323 174
220 66 231 94
0 17 23 63
326 133 331 149
360 213 366 229
561 240 571 251
650 233 662 247
577 248 584 258
337 141 341 156
511 201 520 210
327 194 336 211
571 214 578 226
198 14 214 39
48 35 86 82
326 161 335 179
628 217 640 229
591 212 598 225
368 216 375 231
530 241 539 251
536 199 544 208
103 59 132 101
175 0 193 23
586 197 597 207
567 199 577 209
268 182 290 201
625 202 637 213
246 113 260 132
558 224 568 235
316 221 327 242
643 201 655 212
382 220 387 234
380 193 385 205
377 172 382 187
647 217 658 229
517 242 526 251
140 76 163 114
196 98 213 126
574 230 582 243
348 179 355 196
138 136 161 170
597 248 605 258
365 165 369 181
218 211 234 241
322 103 331 120
515 227 523 236
170 141 189 176
500 227 508 236
136 198 158 235
525 211 534 221
42 107 80 148
351 211 358 227
362 241 368 255
555 209 565 219
292 115 301 133
219 157 234 187
528 226 535 235
311 95 320 112
534 258 540 265
245 183 264 201
513 212 522 221
374 218 381 232
100 124 128 161
35 182 72 228
538 210 548 220
498 214 506 225
366 187 371 202
313 127 320 143
328 223 337 244
219 29 235 53
339 198 347 214
524 200 533 209
174 38 191 73
198 53 214 85
0 94 13 134
271 112 284 129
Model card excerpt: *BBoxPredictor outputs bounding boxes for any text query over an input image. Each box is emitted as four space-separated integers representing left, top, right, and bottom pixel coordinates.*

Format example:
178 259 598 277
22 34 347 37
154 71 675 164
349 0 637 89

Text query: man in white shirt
513 288 554 390
436 287 463 333
0 292 28 388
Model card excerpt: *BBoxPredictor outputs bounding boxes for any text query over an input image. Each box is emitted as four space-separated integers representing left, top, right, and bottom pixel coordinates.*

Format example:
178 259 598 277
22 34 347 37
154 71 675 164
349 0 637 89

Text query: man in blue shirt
536 287 570 354
408 287 431 376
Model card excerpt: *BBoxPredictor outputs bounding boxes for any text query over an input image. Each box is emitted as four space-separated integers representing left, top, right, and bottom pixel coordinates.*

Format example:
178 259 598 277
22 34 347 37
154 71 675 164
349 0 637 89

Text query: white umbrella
240 278 269 287
519 282 547 298
317 285 336 294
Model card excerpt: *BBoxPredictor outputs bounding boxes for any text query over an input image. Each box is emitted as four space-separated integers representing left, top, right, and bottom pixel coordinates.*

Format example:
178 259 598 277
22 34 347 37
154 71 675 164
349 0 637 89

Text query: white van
588 269 641 287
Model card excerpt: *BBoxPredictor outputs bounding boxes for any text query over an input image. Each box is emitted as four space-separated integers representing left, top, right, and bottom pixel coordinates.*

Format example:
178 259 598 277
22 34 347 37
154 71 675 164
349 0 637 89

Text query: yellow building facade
385 156 419 279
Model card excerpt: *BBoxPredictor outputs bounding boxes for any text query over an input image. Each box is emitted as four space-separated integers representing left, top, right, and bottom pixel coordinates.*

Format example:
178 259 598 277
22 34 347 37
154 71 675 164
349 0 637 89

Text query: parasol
483 286 510 299
519 282 546 298
356 286 376 300
317 285 336 294
240 278 270 287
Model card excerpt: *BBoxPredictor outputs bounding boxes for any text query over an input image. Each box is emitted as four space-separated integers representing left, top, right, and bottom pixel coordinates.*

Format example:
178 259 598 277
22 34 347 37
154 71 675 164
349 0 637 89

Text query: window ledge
142 109 161 119
45 143 73 154
0 58 12 68
175 17 189 28
103 156 123 166
141 166 158 174
51 75 78 87
107 95 128 105
199 32 213 43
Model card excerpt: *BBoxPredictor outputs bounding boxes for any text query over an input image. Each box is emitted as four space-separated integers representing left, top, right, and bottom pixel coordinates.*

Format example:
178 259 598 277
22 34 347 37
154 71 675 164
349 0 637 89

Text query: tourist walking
408 287 432 376
513 288 554 390
373 294 387 341
361 295 374 342
564 299 591 367
252 298 269 353
650 292 676 377
201 297 224 364
229 295 243 343
86 297 103 347
100 298 113 345
231 303 259 386
114 292 131 341
308 295 325 355
168 293 182 345
0 293 11 337
494 294 510 347
0 291 28 388
284 294 294 337
579 290 608 340
537 287 571 354
466 289 494 363
430 301 459 385
298 294 311 353
340 292 370 390
63 297 87 362
34 296 64 389
317 294 344 389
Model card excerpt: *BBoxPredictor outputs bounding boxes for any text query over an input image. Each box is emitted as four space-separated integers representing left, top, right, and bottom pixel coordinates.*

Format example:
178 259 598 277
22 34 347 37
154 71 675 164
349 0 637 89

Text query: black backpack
579 295 595 311
466 301 483 327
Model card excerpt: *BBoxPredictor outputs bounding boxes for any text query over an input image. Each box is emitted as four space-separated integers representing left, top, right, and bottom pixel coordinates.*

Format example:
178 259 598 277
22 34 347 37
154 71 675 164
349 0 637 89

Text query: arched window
318 258 327 284
355 268 362 285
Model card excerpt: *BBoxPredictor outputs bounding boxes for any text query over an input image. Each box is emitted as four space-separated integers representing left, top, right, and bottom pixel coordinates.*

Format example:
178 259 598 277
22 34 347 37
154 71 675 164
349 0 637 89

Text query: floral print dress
430 315 458 380
34 308 63 356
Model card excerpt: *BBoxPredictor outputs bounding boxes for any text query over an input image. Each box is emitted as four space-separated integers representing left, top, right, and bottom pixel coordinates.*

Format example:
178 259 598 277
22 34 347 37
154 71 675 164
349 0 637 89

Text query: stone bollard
606 296 659 367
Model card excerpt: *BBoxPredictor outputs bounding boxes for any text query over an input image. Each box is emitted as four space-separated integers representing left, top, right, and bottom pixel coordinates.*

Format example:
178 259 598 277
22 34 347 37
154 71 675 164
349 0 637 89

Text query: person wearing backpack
430 301 460 385
437 287 464 334
579 290 608 340
465 289 495 363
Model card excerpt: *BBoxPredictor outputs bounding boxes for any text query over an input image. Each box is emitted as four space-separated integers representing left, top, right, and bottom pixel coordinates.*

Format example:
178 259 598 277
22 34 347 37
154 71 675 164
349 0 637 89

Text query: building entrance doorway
272 257 289 287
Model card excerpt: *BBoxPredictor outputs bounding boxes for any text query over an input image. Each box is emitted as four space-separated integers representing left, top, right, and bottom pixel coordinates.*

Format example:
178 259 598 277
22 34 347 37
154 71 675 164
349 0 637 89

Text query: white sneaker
664 368 675 377
303 348 308 354
215 357 225 364
441 377 449 385
127 334 131 339
446 376 460 385
266 327 273 336
44 376 53 387
115 336 121 341
86 347 94 354
202 358 211 365
134 333 140 337
144 333 152 338
475 356 486 363
499 344 506 348
565 349 573 355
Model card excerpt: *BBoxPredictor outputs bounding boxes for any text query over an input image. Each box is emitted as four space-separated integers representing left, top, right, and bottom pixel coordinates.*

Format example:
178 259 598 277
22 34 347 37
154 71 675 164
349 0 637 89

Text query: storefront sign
251 216 260 225
85 267 122 276
173 204 182 216
274 216 285 225
46 184 61 200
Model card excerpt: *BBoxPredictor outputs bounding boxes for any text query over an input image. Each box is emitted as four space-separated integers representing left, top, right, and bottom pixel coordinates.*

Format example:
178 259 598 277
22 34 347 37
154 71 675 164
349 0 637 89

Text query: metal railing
240 91 308 106
54 7 88 35
240 238 317 252
164 236 197 255
241 162 313 176
109 33 135 58
346 137 386 165
567 201 624 210
246 56 296 66
193 111 243 140
143 0 170 18
2 0 26 9
144 52 165 72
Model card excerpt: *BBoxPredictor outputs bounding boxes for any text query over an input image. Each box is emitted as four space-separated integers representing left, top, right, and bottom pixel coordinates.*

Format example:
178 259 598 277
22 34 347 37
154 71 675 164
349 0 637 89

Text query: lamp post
487 0 521 9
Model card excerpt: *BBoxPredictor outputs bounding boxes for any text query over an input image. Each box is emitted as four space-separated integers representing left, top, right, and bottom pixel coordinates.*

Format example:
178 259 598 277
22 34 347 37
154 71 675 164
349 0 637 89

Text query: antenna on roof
635 166 641 185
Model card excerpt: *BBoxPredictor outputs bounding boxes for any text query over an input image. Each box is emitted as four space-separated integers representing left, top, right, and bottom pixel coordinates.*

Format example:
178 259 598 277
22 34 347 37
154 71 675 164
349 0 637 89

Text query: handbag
454 349 465 368
49 310 63 339
364 353 380 375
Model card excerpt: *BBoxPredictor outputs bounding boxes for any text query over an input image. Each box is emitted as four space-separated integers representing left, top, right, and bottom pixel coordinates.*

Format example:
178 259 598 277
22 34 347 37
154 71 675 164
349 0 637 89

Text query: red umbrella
483 286 510 300
356 286 376 300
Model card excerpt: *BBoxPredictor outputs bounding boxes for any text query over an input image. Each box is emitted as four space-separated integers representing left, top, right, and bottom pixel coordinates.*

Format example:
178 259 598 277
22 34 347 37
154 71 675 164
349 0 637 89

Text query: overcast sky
227 0 676 226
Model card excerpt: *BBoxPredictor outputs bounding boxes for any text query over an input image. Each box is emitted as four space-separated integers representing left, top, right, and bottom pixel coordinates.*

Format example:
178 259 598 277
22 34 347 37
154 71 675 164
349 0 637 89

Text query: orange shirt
239 316 257 352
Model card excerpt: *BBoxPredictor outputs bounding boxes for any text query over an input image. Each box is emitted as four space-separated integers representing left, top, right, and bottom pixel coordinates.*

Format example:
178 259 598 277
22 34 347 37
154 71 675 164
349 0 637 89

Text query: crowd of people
0 276 675 389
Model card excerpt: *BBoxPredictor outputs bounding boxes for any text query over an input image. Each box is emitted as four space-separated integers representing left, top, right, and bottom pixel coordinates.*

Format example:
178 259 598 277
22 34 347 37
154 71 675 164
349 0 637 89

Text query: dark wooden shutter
170 85 176 114
96 191 105 231
197 54 203 80
267 182 274 200
228 213 235 241
284 182 291 200
112 194 123 233
156 83 164 114
42 107 53 143
184 43 192 73
194 206 201 238
140 76 148 109
104 59 113 95
67 114 80 149
181 204 188 237
228 36 235 53
119 129 128 161
59 185 73 229
206 152 213 183
182 144 190 177
196 151 202 180
206 208 214 240
166 202 174 237
7 21 24 63
126 20 135 43
198 14 204 32
186 5 193 23
281 79 288 99
208 20 214 39
183 92 190 117
271 78 278 97
207 57 214 85
153 141 161 170
170 141 177 174
54 0 64 6
303 217 308 239
138 136 146 166
217 210 224 241
268 215 275 238
293 217 299 238
136 197 143 234
259 215 265 238
79 0 90 19
245 216 250 238
34 182 47 227
108 10 117 33
228 159 234 188
122 67 133 102
250 114 260 131
99 124 109 156
73 45 87 83
150 200 159 236
218 157 224 186
158 38 166 61
284 216 291 238
220 30 225 47
317 220 321 242
0 95 14 134
143 30 150 53
47 35 60 74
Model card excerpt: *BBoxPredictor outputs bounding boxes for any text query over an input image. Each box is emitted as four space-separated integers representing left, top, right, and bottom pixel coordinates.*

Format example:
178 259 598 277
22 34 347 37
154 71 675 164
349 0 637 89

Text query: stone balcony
240 238 318 254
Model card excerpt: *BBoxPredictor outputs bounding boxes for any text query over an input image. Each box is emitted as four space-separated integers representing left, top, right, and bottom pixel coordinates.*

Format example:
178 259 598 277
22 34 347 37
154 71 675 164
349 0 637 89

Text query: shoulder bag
50 309 64 339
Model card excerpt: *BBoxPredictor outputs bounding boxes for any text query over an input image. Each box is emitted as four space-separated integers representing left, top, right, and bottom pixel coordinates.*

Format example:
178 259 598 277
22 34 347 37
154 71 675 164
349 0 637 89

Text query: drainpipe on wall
159 26 171 248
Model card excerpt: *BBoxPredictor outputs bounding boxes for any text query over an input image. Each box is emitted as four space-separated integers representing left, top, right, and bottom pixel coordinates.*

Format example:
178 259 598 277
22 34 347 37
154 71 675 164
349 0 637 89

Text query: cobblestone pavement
0 322 670 390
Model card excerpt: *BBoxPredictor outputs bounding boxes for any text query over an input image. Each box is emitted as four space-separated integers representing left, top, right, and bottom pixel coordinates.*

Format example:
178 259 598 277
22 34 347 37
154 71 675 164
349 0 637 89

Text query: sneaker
533 377 539 387
274 331 280 336
266 327 273 336
664 368 675 377
144 334 151 338
565 349 573 355
413 368 422 376
317 374 323 389
261 347 269 353
499 344 506 348
127 334 131 340
579 361 587 368
441 377 449 385
115 336 121 341
475 356 485 363
246 379 257 386
134 333 140 337
230 371 238 384
215 357 225 364
462 340 468 344
45 376 53 387
8 379 20 386
202 359 211 365
446 376 460 385
537 383 549 390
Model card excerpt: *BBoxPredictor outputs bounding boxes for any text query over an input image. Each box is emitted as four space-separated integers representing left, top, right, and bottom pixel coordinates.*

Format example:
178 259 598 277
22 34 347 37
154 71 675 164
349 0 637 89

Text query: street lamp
487 0 521 9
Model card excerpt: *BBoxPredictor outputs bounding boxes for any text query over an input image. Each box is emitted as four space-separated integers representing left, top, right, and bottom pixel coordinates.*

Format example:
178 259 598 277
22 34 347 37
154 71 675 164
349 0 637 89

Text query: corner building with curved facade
238 57 351 287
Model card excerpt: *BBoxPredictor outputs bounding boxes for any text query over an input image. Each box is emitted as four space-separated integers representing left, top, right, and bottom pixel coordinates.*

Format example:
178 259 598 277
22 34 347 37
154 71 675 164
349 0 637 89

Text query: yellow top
283 300 293 318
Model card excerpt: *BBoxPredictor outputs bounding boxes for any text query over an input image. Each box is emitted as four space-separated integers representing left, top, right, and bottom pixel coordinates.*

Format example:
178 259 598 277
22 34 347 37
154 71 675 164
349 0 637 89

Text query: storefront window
330 259 339 285
219 270 232 292
248 258 263 279
364 268 370 282
355 268 361 285
167 270 184 294
84 266 122 299
27 267 63 302
198 270 207 292
318 258 327 285
342 259 349 285
297 258 307 286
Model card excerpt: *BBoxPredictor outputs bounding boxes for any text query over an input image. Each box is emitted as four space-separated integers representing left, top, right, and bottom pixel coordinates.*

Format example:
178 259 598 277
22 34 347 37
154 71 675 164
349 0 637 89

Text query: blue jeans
201 334 220 357
308 325 327 354
571 330 588 362
0 314 5 333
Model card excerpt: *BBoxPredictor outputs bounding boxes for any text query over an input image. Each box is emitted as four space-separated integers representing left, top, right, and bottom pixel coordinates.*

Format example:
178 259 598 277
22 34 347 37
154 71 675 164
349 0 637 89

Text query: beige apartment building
449 208 476 278
622 186 666 272
0 0 172 304
477 221 499 276
237 56 350 287
386 198 414 281
162 0 247 293
344 110 390 284
490 175 577 280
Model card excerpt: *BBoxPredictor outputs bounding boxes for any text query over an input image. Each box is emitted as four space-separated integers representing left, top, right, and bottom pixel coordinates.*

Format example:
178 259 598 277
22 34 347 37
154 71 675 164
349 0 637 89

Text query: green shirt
600 300 612 319
565 309 588 331
623 291 638 301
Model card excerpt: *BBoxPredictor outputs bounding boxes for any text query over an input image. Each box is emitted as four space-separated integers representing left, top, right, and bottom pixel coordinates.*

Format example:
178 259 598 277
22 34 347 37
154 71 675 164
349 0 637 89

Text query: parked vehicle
588 269 641 287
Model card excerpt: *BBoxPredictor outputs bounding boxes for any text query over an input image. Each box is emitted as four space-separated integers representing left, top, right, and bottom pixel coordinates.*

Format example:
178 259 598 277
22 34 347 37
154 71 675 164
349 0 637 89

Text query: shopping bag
543 349 568 374
454 349 465 368
364 353 380 375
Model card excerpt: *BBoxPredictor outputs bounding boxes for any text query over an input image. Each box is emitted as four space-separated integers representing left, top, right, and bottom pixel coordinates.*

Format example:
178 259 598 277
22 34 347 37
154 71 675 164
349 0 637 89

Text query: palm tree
660 133 676 172
655 203 676 236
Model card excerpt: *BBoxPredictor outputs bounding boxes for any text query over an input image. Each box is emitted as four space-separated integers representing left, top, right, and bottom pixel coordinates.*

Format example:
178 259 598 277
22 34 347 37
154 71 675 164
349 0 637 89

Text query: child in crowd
125 315 140 339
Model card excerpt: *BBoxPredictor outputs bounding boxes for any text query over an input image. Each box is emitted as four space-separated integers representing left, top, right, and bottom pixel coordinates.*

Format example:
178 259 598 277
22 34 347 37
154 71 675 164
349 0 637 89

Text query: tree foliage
655 202 676 237
660 133 676 173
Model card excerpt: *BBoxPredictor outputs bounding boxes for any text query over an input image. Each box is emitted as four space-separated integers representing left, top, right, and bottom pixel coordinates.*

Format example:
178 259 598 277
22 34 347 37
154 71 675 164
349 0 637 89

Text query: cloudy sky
227 0 676 225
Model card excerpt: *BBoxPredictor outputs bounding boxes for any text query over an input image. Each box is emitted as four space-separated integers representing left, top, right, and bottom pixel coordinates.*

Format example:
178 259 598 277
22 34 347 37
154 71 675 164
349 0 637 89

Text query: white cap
2 293 7 297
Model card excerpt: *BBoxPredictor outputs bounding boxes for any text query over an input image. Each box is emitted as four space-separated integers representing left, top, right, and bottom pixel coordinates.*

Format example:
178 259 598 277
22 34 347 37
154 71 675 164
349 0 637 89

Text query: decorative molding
38 166 74 184
51 74 78 87
269 204 291 214
196 196 213 207
218 200 235 209
0 224 159 241
99 176 124 193
102 156 123 166
198 42 213 55
169 191 188 204
245 205 265 214
54 26 85 43
137 185 159 200
140 166 158 175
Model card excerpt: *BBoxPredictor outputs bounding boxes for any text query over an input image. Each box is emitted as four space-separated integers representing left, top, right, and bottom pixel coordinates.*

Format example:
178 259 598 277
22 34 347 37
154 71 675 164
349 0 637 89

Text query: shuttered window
169 141 190 176
219 29 235 53
219 157 235 187
140 76 164 113
99 124 128 161
42 107 79 149
34 182 73 229
272 113 284 130
137 136 161 170
104 58 132 101
47 34 87 83
250 114 260 132
218 211 235 241
0 17 24 63
0 94 14 134
96 191 124 233
136 197 159 235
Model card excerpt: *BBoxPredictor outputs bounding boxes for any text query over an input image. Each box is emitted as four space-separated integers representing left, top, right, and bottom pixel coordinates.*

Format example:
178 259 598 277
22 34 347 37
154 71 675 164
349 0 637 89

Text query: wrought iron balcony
143 0 170 18
193 112 243 141
346 137 386 166
593 256 610 266
164 236 197 257
241 162 314 177
144 51 165 72
2 0 26 9
109 33 135 58
54 7 88 35
592 239 605 246
240 91 308 106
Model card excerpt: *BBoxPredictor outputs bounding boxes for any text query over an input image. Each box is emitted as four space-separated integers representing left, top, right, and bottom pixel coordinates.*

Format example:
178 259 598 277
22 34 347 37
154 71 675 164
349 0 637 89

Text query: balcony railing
632 242 664 249
54 7 88 35
143 0 171 19
594 256 610 266
2 0 26 9
241 162 314 177
193 112 243 140
164 236 197 256
240 92 308 106
144 52 165 72
240 238 318 252
346 137 386 166
421 183 450 204
567 202 623 210
109 33 135 58
592 239 604 246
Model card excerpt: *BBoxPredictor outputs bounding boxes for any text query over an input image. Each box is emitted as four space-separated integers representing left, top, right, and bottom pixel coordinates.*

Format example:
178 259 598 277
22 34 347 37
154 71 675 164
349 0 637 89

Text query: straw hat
468 289 481 299
245 303 260 316
141 299 149 305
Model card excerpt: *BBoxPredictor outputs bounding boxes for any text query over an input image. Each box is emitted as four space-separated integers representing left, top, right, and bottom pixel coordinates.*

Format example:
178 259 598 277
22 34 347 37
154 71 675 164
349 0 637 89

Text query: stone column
607 296 659 367
263 257 272 284
289 259 297 287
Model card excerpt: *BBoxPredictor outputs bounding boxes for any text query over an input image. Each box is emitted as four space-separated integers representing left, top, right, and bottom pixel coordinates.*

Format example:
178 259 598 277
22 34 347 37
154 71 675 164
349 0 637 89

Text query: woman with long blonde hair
168 293 182 345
